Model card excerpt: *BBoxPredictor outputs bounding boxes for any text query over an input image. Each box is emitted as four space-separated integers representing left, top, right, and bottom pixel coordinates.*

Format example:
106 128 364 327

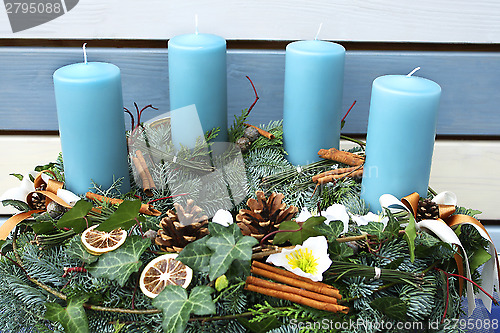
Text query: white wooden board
1 136 498 220
1 0 500 43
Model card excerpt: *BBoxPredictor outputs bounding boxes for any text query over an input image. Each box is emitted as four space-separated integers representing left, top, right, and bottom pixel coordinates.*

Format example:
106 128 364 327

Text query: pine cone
155 200 209 253
30 193 46 210
416 198 439 221
236 191 298 244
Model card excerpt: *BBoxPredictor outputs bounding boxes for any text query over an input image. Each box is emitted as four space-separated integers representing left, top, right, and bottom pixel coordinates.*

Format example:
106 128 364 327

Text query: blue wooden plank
0 47 499 135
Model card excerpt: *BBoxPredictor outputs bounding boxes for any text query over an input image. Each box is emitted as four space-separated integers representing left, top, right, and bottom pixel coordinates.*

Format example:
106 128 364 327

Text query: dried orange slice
139 254 193 298
81 225 127 256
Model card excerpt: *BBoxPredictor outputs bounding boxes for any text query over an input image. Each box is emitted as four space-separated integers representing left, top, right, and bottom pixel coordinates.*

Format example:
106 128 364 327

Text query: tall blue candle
361 69 441 212
283 40 345 166
168 33 228 146
53 53 130 195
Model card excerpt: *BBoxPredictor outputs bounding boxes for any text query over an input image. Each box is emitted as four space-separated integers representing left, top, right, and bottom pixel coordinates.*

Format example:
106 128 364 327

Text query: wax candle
53 48 131 195
283 40 345 166
168 33 228 146
361 68 441 212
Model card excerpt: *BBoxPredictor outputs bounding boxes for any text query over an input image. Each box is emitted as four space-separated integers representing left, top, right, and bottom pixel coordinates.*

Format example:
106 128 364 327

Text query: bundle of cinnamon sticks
313 148 364 185
245 261 349 314
131 150 156 196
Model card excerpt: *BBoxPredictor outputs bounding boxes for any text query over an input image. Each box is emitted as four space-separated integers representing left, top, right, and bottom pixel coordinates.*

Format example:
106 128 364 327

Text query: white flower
0 173 36 206
351 212 389 227
296 204 349 234
0 172 80 209
212 209 234 227
266 236 332 282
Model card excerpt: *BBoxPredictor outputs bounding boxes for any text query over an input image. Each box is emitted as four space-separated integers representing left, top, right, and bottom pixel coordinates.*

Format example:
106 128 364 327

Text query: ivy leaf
87 236 150 286
358 221 386 239
1 199 30 212
176 236 212 273
370 296 407 322
152 285 215 333
57 200 93 234
206 233 258 280
384 209 401 237
273 220 301 245
0 240 12 254
44 296 89 333
96 200 142 232
66 235 99 264
469 246 492 272
273 216 325 245
328 241 354 261
314 221 345 241
404 214 417 263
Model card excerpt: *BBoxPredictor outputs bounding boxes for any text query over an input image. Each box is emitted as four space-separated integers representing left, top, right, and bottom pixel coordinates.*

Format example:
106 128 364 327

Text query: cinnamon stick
244 123 275 140
318 148 364 166
85 192 161 216
315 168 363 185
136 150 156 195
252 261 336 289
250 265 342 299
246 276 338 304
245 283 349 314
312 166 359 183
132 156 150 189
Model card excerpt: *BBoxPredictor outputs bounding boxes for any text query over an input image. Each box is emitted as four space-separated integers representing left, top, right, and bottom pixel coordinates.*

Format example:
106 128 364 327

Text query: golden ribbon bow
401 192 500 309
0 171 73 240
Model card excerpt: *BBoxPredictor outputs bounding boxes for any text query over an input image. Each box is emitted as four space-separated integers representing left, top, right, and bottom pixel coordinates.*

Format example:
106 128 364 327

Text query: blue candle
283 40 345 166
361 69 441 212
53 58 131 195
168 33 228 146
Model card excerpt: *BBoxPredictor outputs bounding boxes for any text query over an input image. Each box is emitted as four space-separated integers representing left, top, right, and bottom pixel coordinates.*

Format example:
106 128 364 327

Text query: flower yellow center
286 248 319 275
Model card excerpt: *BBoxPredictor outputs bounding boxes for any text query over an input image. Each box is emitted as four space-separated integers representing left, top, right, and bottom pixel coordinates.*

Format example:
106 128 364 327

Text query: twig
245 76 259 116
341 100 357 123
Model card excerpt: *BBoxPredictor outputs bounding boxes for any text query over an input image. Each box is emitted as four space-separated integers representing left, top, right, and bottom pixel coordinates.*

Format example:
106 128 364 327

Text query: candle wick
407 67 421 77
195 14 199 35
82 43 88 64
314 23 323 40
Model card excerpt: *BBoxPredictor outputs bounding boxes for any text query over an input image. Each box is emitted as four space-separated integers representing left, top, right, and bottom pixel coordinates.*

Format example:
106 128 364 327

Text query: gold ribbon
0 171 73 240
401 192 500 297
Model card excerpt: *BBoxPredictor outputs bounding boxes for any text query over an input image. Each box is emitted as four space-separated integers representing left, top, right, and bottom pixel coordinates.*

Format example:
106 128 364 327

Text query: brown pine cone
236 191 298 244
155 200 209 253
416 198 439 221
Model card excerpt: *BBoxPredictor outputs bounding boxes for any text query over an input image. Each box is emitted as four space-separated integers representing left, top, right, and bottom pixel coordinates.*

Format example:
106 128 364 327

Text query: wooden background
1 0 500 225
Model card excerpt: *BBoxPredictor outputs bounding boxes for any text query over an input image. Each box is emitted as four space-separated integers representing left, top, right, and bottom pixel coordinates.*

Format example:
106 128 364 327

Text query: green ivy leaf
57 200 94 234
273 220 301 245
314 221 344 241
206 233 258 280
152 285 215 333
384 209 401 237
96 200 142 232
87 236 150 286
1 199 30 212
404 214 417 263
328 241 354 261
273 216 325 245
469 246 492 272
44 296 89 333
358 221 386 239
66 235 99 264
370 296 407 322
176 236 212 273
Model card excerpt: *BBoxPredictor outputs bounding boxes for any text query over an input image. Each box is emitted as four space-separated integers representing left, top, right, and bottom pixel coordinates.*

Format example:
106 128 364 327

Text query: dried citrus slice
81 225 127 256
139 253 193 298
